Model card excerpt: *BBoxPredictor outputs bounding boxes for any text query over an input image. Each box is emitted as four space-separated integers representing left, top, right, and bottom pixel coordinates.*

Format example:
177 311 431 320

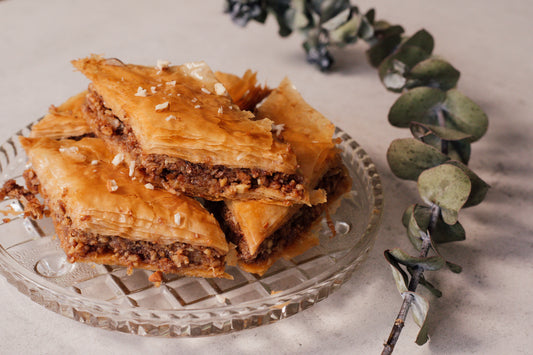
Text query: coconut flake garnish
107 179 118 192
194 105 201 109
165 115 176 121
191 97 198 103
201 87 211 95
155 102 169 111
217 106 223 115
111 153 124 166
174 212 182 225
128 160 135 177
91 160 99 165
134 87 147 97
214 83 227 96
166 80 176 86
144 183 154 190
151 86 157 94
272 123 285 136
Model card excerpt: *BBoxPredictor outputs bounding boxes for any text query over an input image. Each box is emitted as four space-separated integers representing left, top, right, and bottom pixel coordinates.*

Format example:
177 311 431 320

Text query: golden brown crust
226 78 345 256
71 55 298 174
19 136 228 254
214 70 271 111
30 91 93 139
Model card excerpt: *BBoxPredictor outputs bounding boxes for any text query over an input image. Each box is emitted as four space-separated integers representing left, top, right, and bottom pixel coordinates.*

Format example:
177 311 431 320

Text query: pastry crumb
148 270 163 286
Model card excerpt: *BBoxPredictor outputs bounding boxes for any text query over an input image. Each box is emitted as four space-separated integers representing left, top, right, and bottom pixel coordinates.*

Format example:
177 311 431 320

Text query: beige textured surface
0 0 531 353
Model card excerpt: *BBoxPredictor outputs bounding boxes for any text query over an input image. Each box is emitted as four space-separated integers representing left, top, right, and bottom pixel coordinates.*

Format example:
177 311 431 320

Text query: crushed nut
174 212 182 225
155 102 169 111
111 153 124 166
107 179 118 192
214 83 227 96
134 87 147 97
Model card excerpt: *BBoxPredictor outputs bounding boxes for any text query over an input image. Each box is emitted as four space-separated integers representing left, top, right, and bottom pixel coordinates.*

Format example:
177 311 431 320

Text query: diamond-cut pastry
72 55 316 205
20 136 229 278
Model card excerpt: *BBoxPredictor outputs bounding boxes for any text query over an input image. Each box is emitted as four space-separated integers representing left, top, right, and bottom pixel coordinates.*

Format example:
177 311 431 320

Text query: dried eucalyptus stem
382 205 438 354
224 1 489 351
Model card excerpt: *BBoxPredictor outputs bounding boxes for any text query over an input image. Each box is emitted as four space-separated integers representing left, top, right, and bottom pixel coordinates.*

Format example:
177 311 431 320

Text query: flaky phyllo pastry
72 55 320 205
212 78 351 275
20 137 229 278
8 56 352 279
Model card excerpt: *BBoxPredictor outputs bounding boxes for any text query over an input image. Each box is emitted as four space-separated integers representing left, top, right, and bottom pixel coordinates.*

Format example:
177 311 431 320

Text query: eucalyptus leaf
417 164 471 224
321 6 351 31
406 205 428 251
329 16 359 45
418 274 442 297
357 12 374 40
417 133 471 165
410 122 472 141
408 57 460 90
364 8 375 24
388 87 446 128
316 0 350 23
387 248 446 271
391 265 408 294
402 291 430 345
384 249 410 288
379 46 430 92
443 89 489 142
446 261 463 273
401 29 434 55
387 138 449 180
444 161 490 207
365 24 405 67
403 204 466 244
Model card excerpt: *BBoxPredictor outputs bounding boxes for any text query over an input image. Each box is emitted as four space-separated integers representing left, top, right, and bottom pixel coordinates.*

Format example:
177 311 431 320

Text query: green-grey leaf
403 291 430 345
388 248 446 271
390 265 408 294
384 249 409 288
404 204 465 244
408 57 460 91
387 138 450 180
444 161 490 207
419 274 442 297
418 164 472 224
446 261 463 273
329 16 359 45
357 13 374 40
418 133 471 164
388 87 446 128
443 89 489 142
379 46 431 92
410 122 472 141
406 206 429 251
318 0 350 23
401 29 434 54
321 6 351 31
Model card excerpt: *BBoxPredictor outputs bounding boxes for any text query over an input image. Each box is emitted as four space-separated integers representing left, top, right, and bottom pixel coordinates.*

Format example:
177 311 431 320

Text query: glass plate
0 123 383 337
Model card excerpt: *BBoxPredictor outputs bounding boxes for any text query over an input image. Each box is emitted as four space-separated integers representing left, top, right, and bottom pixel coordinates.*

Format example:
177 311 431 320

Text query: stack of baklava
19 55 351 278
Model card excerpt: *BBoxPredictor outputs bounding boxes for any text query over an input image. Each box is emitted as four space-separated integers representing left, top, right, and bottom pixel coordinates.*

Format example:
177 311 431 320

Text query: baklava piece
20 136 229 278
72 55 319 205
212 78 351 275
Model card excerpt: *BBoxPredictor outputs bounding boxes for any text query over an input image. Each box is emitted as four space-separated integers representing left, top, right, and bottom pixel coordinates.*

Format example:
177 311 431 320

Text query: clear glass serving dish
0 124 383 337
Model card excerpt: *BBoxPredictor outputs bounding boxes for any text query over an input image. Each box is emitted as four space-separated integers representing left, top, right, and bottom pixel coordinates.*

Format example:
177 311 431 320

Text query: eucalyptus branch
223 1 489 351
